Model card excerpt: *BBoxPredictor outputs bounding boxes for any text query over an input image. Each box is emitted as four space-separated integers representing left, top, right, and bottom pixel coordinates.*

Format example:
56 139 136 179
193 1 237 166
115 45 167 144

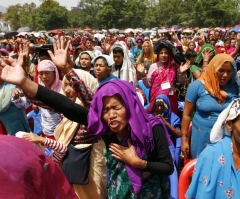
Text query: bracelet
203 60 208 62
182 134 188 138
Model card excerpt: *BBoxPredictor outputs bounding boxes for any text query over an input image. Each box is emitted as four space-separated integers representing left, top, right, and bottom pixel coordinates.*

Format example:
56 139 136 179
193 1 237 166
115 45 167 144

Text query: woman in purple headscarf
0 36 174 199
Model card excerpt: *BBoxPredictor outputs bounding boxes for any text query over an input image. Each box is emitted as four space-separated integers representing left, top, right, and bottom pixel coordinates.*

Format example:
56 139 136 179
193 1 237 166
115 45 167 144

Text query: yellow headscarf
54 69 98 145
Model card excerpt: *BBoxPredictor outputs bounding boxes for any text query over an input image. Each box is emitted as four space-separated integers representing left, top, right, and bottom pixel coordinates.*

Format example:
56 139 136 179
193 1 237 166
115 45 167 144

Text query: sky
1 0 78 10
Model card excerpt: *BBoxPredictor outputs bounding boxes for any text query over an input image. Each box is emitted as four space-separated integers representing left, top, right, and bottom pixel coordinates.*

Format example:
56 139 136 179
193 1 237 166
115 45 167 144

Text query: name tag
161 81 171 90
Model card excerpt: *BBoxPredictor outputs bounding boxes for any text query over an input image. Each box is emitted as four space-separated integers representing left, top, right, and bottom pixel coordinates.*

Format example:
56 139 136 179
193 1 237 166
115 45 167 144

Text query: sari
146 57 179 114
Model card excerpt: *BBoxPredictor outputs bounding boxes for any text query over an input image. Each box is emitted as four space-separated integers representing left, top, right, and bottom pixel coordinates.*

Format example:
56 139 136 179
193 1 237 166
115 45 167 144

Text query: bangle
182 134 188 138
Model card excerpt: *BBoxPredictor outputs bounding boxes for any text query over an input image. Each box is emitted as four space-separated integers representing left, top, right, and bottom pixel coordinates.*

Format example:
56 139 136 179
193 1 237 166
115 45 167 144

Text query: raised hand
136 63 145 73
47 35 73 74
17 41 30 67
101 38 111 54
0 59 26 86
202 49 214 63
179 60 191 73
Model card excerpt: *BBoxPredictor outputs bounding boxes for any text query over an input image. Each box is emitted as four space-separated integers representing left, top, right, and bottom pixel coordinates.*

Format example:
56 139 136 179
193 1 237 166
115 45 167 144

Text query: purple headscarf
87 80 171 195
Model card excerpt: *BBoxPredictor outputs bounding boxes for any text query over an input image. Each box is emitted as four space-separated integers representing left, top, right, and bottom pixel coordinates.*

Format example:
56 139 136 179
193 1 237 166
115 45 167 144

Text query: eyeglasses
217 69 234 75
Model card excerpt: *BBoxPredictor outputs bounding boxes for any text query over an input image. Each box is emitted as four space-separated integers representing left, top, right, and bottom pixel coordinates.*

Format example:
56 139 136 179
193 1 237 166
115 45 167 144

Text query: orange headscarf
198 54 235 103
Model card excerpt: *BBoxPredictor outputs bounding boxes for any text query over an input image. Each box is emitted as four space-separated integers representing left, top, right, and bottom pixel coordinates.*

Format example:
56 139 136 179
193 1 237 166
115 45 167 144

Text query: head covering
154 94 170 117
75 50 96 70
188 41 196 48
192 44 217 68
91 55 115 68
210 98 240 143
110 41 136 84
55 69 97 146
198 54 237 103
0 48 9 56
74 47 90 65
79 50 96 60
153 40 176 67
38 60 62 92
38 60 56 72
62 68 98 94
135 37 144 43
87 80 170 194
0 135 78 199
149 94 181 135
126 37 135 55
0 82 16 113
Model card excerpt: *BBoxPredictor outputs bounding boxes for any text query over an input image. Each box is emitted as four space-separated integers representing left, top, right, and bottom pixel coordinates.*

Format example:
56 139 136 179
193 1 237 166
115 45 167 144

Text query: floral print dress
104 148 170 199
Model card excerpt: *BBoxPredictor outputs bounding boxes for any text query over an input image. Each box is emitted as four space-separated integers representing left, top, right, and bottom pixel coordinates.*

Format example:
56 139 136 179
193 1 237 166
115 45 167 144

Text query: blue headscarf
127 37 135 63
152 94 181 137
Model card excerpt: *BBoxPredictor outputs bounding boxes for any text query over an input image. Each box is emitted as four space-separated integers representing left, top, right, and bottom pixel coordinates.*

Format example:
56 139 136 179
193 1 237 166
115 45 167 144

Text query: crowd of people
0 26 240 198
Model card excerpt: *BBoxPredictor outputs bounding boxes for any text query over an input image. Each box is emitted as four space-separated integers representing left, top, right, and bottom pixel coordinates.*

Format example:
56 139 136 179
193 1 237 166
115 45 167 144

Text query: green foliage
4 3 37 30
35 1 69 30
3 0 240 30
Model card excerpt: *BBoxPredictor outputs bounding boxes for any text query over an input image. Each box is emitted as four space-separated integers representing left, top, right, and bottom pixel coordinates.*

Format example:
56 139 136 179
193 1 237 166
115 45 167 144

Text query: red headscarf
0 135 78 199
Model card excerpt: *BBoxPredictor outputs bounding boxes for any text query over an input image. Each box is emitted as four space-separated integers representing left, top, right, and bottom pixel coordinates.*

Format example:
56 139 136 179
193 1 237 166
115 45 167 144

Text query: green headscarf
190 44 218 79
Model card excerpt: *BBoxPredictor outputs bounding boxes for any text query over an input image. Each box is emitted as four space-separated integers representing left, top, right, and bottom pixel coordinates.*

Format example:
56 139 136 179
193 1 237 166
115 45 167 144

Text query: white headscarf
75 50 96 67
210 98 240 143
110 41 136 85
91 55 114 68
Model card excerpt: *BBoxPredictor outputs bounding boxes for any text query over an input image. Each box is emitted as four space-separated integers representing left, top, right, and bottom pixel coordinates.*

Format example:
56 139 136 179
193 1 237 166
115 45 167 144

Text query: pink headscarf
38 60 62 92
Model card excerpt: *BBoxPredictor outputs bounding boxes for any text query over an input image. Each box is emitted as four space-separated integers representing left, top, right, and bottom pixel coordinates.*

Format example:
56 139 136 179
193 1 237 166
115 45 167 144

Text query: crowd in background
0 25 240 199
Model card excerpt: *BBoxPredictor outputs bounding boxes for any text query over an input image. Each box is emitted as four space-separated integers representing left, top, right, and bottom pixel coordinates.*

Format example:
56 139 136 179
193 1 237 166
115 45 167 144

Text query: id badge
161 81 171 90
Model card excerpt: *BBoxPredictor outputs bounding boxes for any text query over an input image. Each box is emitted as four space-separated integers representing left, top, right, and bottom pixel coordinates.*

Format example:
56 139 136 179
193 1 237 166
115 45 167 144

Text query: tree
98 0 127 28
20 3 37 29
35 0 69 30
4 4 22 30
96 5 115 28
4 0 240 30
68 7 84 28
4 3 37 30
155 0 184 27
120 0 147 28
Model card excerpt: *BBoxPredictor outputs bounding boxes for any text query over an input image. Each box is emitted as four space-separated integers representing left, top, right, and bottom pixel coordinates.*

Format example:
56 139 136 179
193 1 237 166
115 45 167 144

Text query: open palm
48 36 72 73
0 61 26 86
179 60 191 73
